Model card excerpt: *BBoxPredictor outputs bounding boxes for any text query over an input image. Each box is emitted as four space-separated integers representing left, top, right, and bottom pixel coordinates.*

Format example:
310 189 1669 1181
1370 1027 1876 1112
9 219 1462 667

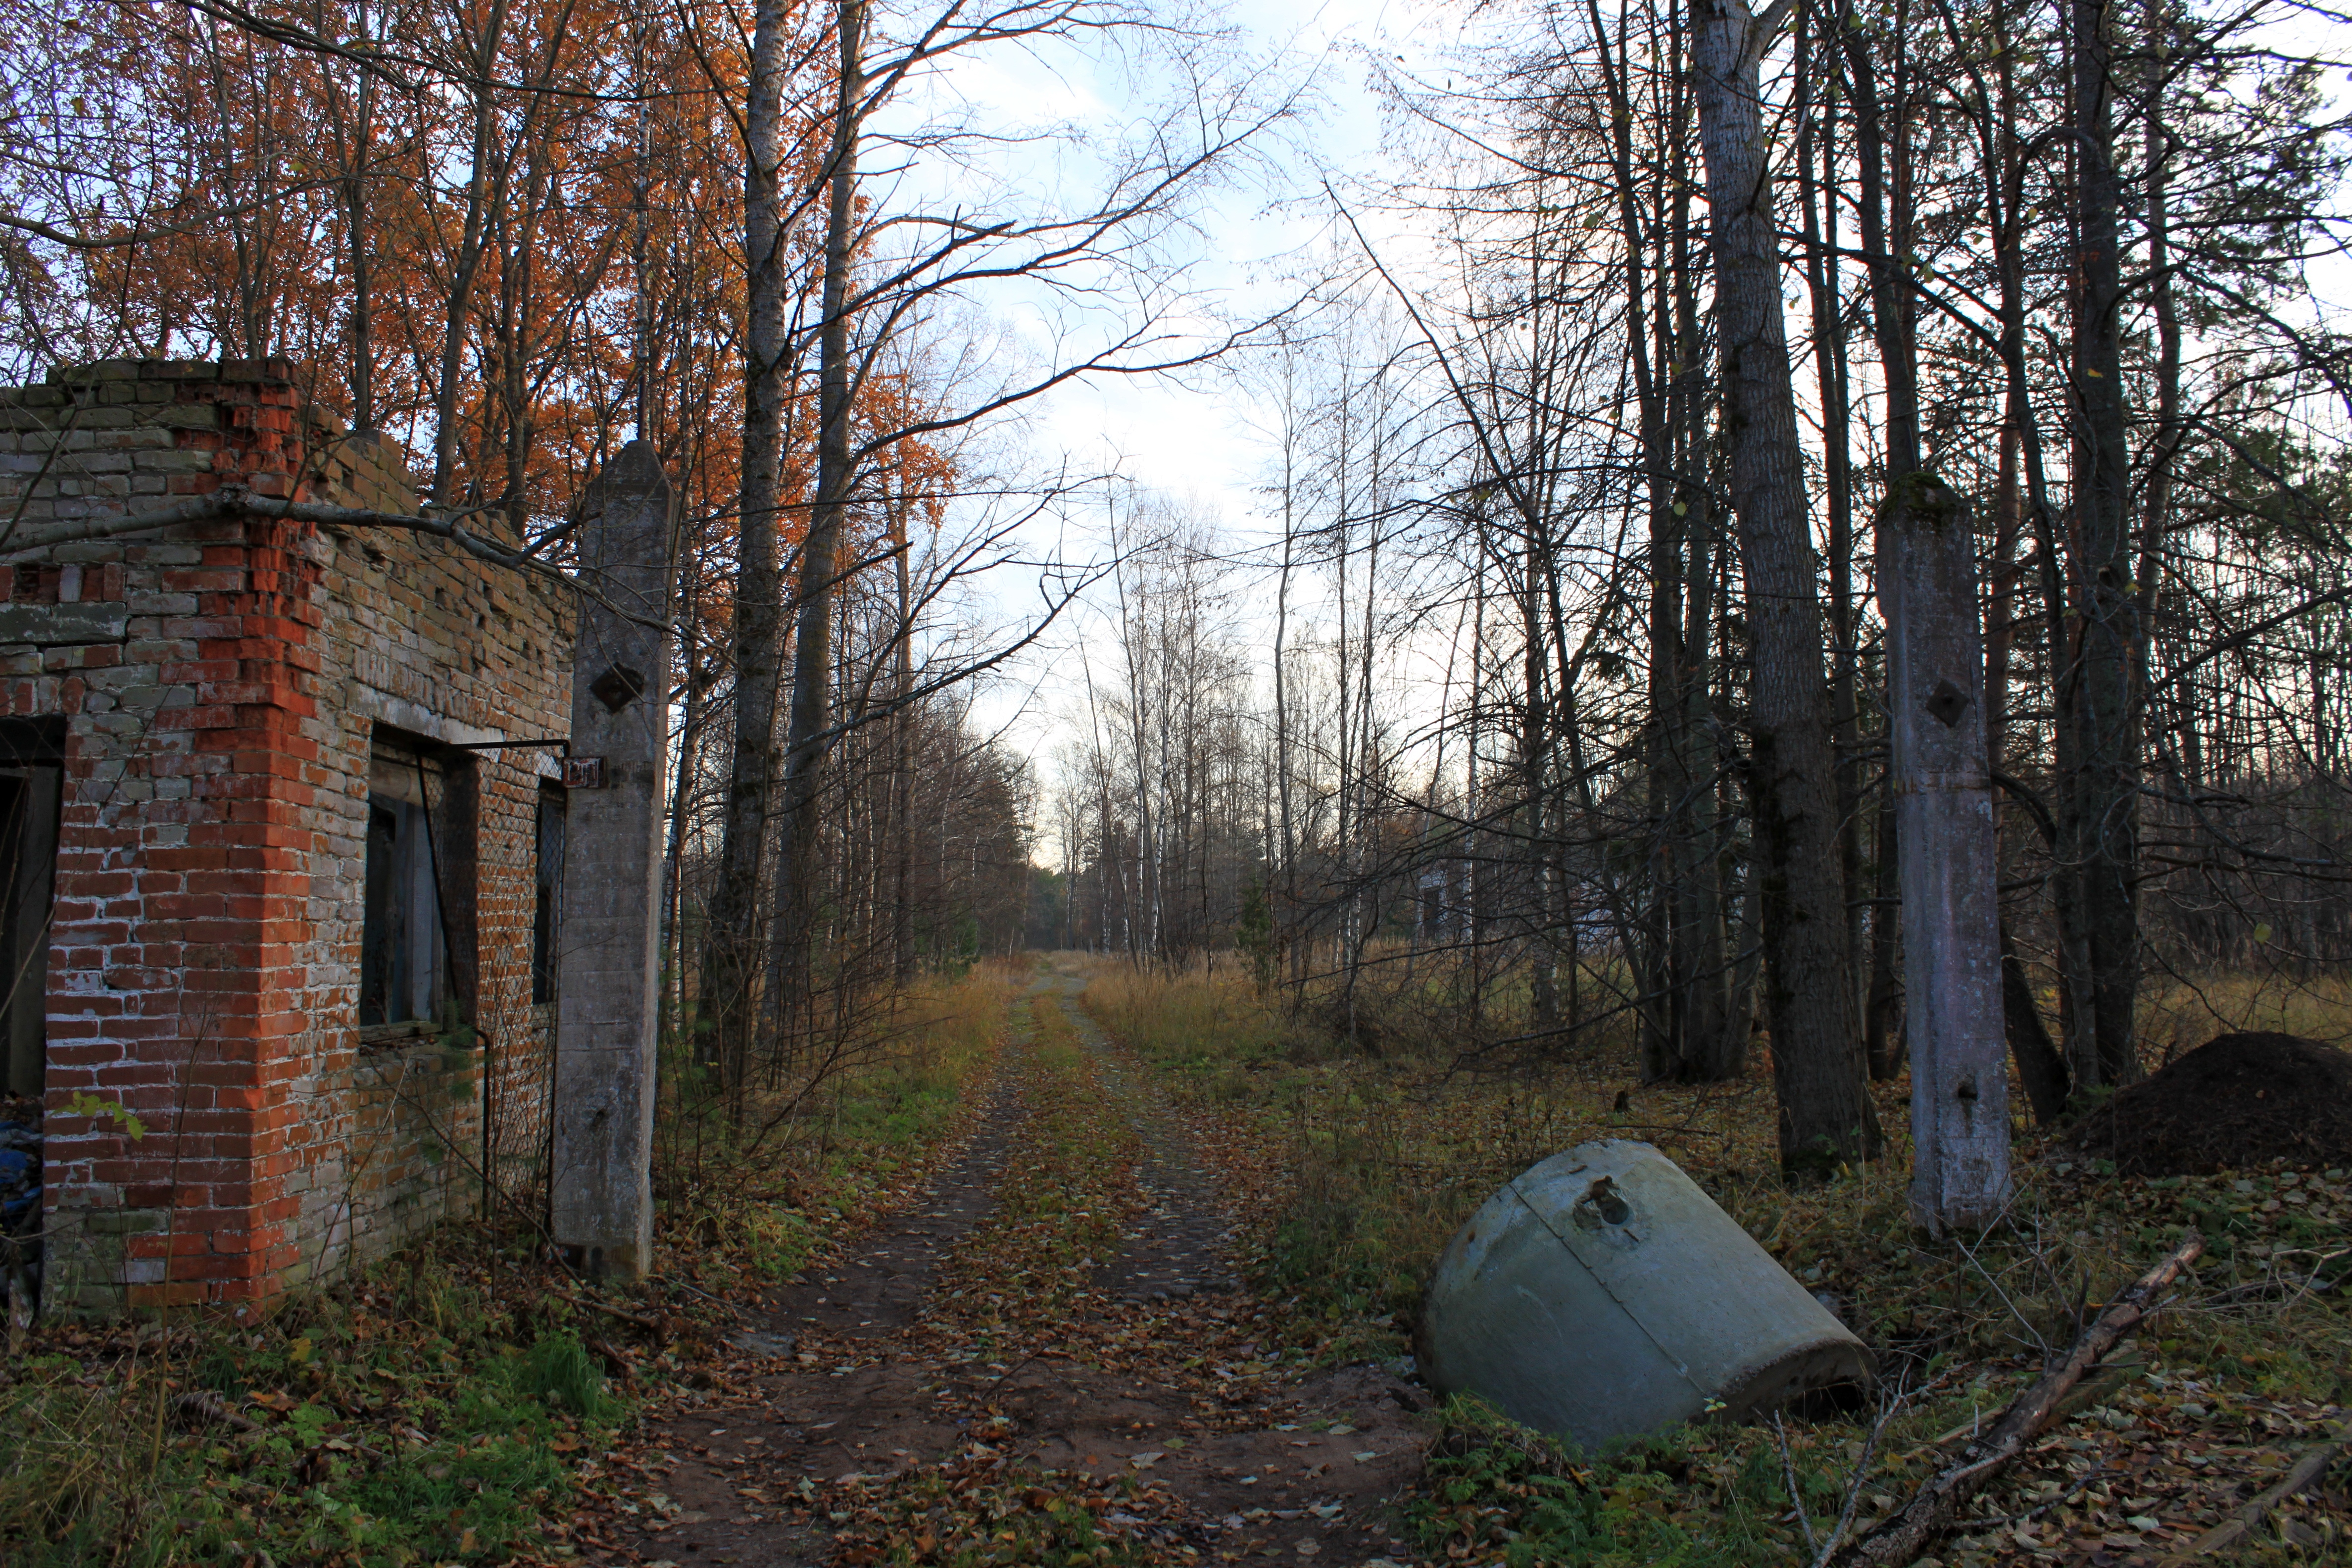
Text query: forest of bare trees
1 0 2348 1559
2 0 2346 1191
1052 0 2351 1185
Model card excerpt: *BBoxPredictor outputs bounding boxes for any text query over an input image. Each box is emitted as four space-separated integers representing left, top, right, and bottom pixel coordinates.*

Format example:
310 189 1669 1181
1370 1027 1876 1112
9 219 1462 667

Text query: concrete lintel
347 684 508 750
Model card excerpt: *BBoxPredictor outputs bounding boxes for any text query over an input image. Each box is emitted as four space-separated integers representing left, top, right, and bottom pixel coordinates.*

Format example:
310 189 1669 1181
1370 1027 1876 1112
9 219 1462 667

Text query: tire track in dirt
595 962 1425 1568
1059 976 1246 1306
591 1010 1042 1568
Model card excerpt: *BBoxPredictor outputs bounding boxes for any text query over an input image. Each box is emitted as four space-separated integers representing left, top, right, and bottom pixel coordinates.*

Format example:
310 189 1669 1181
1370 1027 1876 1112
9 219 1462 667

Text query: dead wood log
170 1389 261 1433
2159 1424 2347 1561
1827 1231 2205 1568
588 1335 641 1389
550 1286 663 1331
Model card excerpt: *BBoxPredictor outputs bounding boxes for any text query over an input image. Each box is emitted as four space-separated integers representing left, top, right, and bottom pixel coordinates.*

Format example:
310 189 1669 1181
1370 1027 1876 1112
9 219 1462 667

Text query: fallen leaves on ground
1082 959 2352 1568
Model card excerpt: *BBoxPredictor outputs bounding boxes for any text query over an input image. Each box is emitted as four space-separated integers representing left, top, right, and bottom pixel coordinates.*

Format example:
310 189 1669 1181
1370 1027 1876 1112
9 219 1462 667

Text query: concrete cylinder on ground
1417 1139 1874 1449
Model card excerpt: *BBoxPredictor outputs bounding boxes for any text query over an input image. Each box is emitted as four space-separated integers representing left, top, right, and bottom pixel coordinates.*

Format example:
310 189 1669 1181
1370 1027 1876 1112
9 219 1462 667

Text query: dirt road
592 965 1425 1568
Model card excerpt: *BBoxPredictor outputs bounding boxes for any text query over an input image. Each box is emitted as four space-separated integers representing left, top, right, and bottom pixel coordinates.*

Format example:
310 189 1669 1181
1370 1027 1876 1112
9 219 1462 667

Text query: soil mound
2071 1031 2352 1176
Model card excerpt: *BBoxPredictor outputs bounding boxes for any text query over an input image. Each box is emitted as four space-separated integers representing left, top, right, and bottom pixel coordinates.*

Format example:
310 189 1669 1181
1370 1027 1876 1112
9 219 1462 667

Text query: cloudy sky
905 0 1454 777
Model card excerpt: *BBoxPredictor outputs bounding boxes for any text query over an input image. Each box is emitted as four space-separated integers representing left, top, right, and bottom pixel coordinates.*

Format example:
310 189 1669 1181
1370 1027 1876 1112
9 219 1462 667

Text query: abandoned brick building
0 358 579 1313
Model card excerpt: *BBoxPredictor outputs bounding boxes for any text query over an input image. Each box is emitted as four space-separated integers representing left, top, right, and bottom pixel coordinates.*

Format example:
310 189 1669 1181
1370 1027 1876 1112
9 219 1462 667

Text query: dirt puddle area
591 965 1423 1568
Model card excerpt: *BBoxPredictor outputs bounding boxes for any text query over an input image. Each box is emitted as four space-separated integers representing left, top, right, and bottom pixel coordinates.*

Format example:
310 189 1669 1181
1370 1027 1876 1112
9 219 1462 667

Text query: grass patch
1408 1394 1813 1568
663 963 1019 1291
0 1250 621 1567
1076 953 2352 1567
2 964 1022 1566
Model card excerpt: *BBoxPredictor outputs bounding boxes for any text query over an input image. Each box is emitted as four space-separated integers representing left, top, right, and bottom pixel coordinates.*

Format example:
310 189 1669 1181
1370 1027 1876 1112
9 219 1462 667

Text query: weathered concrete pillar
550 442 676 1278
1881 473 2012 1233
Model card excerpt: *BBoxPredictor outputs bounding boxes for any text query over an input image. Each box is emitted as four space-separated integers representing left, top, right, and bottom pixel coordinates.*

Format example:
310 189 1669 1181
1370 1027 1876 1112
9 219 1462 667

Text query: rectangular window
360 744 449 1029
532 784 565 1005
0 719 62 1102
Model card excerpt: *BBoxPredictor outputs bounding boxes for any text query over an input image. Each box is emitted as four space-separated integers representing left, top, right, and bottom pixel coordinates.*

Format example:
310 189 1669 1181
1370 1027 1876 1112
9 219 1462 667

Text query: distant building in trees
1416 861 1466 946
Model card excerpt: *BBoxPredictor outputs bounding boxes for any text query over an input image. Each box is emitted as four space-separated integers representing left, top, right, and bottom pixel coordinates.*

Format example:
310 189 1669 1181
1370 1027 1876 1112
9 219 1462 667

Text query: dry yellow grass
1076 953 2352 1568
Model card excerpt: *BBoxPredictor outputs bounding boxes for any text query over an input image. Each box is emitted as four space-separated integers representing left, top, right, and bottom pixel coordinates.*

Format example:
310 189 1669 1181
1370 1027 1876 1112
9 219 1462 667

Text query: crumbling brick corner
0 358 576 1314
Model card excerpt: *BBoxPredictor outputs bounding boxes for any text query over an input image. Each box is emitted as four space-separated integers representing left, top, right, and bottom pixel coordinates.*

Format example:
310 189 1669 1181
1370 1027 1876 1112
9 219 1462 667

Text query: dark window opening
532 784 565 1005
0 720 62 1105
360 743 452 1029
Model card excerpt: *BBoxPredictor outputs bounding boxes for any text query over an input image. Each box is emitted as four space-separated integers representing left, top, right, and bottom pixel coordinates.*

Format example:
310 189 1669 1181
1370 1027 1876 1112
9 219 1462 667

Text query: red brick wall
0 359 575 1312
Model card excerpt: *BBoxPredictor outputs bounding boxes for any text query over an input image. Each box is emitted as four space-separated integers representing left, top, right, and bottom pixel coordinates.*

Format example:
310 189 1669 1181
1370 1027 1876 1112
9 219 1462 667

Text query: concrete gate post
550 441 677 1278
1880 472 2012 1234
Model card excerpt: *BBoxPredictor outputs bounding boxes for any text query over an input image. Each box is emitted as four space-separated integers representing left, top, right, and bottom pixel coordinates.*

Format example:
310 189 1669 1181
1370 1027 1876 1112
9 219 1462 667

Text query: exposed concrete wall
0 358 575 1312
1880 475 2012 1233
549 442 675 1281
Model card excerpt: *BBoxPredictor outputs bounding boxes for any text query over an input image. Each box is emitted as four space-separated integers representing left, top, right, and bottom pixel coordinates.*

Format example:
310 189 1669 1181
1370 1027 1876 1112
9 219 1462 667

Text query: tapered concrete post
1881 473 2012 1233
550 442 676 1278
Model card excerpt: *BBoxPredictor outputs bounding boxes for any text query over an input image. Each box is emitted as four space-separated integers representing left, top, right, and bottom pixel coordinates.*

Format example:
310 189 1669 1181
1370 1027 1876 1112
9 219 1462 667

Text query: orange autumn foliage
5 0 951 666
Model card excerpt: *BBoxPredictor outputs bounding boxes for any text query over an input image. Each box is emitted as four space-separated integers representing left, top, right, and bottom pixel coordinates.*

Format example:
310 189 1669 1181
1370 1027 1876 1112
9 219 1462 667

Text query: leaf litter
560 960 2350 1568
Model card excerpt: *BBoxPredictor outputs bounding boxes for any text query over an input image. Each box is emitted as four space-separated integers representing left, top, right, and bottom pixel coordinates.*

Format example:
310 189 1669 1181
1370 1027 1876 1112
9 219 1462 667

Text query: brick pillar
34 361 345 1310
549 443 675 1279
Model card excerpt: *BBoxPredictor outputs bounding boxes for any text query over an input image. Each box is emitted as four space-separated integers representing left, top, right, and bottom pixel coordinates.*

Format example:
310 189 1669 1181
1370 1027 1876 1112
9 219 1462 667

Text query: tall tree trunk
1987 424 2022 772
1797 21 1864 1039
1594 0 1727 1081
664 619 707 1042
1590 0 1678 1079
1670 26 1736 1082
343 0 376 431
2135 0 2182 850
1989 0 2098 1093
1521 537 1558 1037
766 0 867 1048
1691 0 1882 1173
1838 3 1928 1088
2003 919 2072 1122
1988 424 2073 1124
697 0 800 1084
1683 498 1736 1078
428 0 514 506
2069 0 2141 1087
1272 354 1300 975
890 496 917 985
1864 790 1903 1078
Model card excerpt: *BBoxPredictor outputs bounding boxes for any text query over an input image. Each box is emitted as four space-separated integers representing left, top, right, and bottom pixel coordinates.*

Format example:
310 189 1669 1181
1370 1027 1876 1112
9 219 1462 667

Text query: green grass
2 963 1025 1566
0 1260 620 1567
1407 1395 1822 1568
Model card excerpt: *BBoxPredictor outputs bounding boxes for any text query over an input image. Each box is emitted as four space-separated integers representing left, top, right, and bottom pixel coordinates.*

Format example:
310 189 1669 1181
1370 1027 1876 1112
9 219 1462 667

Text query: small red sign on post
563 755 606 789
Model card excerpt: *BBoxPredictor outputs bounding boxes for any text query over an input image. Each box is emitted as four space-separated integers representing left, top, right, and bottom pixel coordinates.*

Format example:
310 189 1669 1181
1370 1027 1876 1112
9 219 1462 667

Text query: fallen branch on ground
1827 1231 2205 1568
588 1335 641 1389
170 1389 261 1432
2159 1422 2348 1561
550 1287 663 1330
